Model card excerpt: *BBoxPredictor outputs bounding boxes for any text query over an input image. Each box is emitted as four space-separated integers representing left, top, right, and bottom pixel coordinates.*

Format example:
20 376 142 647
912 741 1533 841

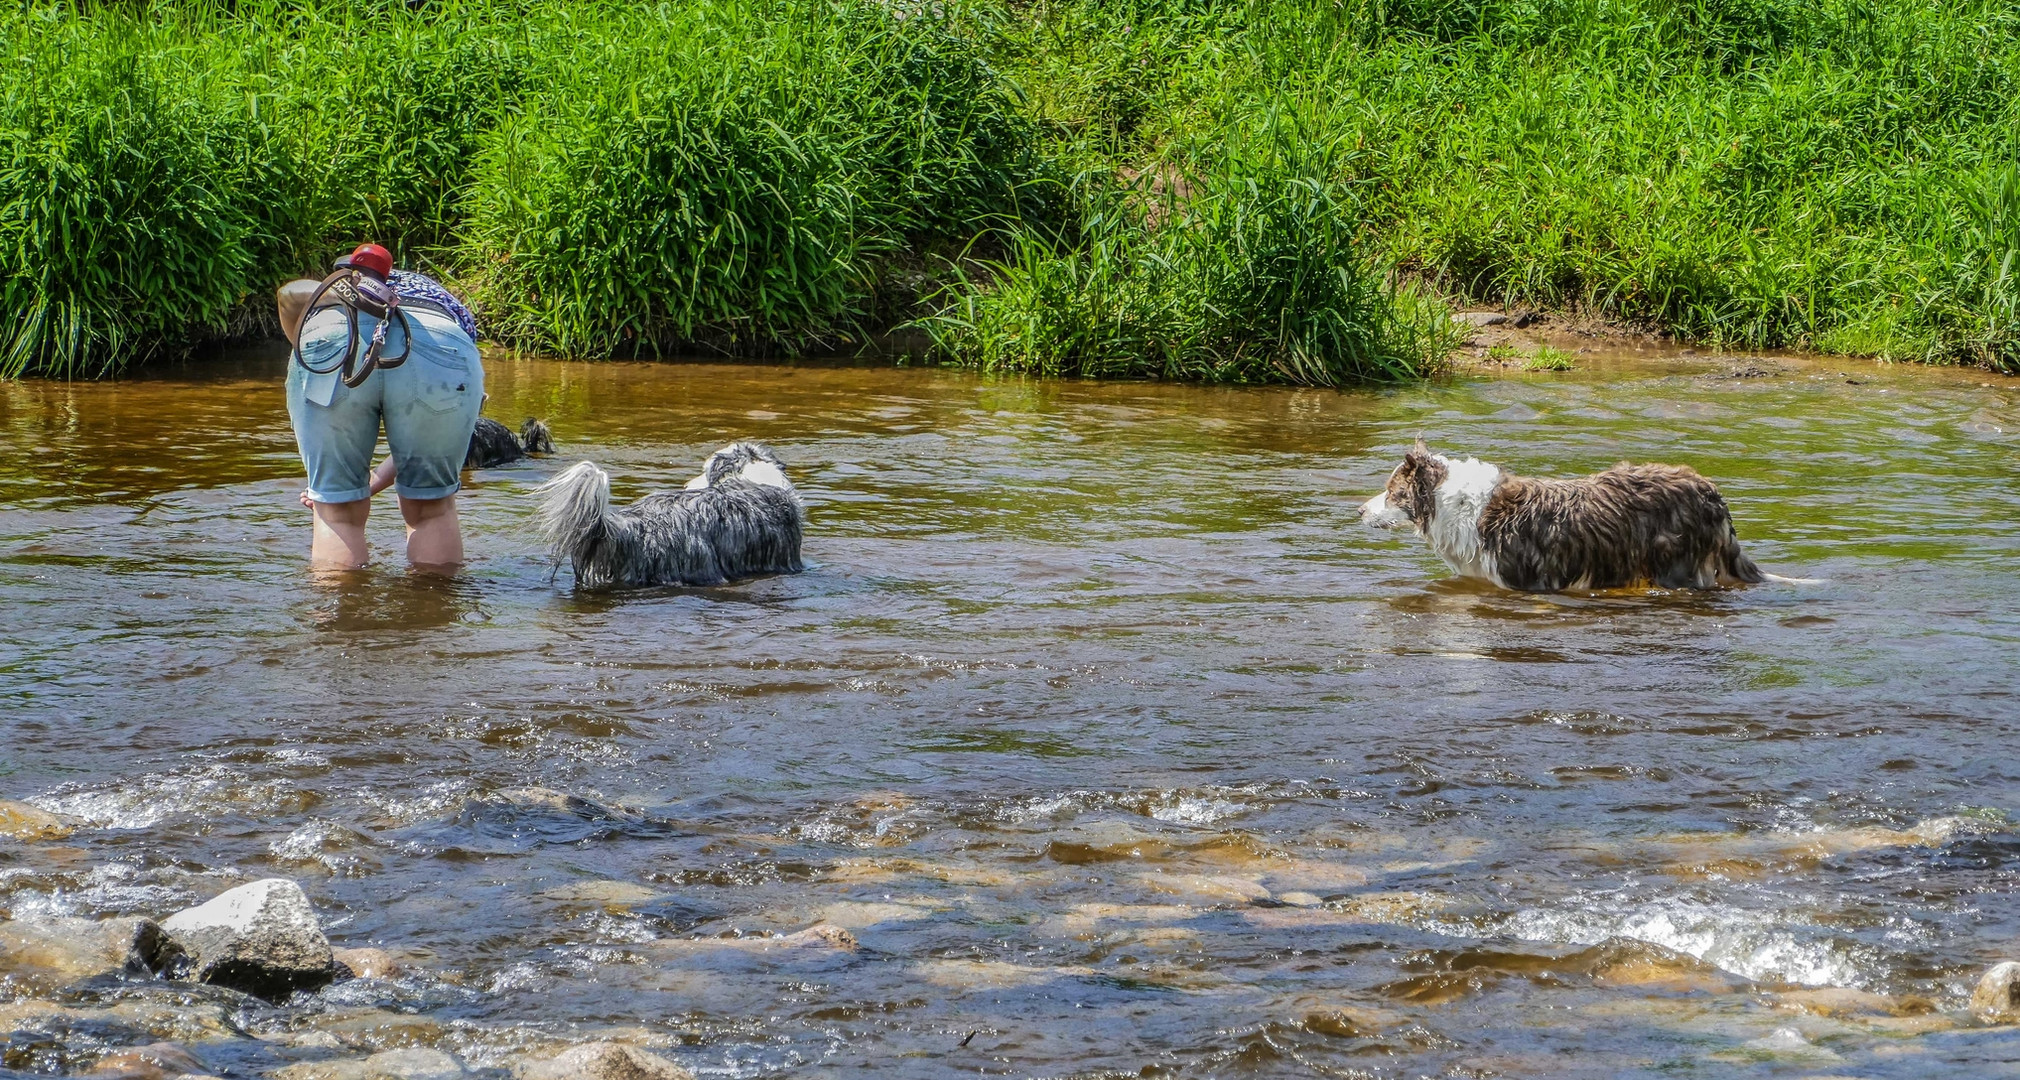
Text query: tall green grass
4 0 2018 379
975 0 2020 371
926 124 1457 383
0 0 1050 376
0 3 539 376
460 2 1051 356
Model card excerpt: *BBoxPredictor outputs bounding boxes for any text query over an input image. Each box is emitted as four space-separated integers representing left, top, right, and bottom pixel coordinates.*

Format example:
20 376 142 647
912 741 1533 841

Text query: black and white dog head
685 441 790 491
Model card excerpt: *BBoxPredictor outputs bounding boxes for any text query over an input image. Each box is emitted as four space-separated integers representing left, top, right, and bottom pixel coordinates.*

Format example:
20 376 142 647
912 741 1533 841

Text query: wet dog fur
466 417 556 469
1358 440 1765 592
534 442 804 590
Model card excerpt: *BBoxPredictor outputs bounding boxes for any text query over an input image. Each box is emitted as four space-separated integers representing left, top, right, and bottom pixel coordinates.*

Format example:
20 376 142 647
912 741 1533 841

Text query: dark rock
160 879 333 1001
1511 310 1542 328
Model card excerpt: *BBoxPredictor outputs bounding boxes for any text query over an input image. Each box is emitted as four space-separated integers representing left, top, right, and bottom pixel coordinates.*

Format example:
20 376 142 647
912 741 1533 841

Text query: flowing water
2 347 2019 1078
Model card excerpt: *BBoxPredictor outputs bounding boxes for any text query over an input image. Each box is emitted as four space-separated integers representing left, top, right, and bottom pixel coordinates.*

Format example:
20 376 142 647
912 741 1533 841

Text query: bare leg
399 495 464 569
311 499 371 570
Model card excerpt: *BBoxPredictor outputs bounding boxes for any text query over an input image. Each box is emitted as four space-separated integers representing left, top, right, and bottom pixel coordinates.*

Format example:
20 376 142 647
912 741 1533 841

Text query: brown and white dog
1358 441 1766 592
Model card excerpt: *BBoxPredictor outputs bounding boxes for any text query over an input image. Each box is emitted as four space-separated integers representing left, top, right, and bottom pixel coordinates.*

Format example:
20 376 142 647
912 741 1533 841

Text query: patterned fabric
389 269 478 341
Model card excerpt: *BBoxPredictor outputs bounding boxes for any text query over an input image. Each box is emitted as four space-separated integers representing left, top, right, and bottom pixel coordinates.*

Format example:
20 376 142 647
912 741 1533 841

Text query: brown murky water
3 347 2019 1078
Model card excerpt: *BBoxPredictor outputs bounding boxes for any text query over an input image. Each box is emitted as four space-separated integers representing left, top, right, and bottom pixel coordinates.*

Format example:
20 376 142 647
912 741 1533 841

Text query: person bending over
278 244 483 571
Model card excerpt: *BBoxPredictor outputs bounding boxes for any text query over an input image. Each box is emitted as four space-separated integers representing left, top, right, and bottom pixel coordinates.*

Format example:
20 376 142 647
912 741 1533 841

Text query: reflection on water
2 345 2019 1077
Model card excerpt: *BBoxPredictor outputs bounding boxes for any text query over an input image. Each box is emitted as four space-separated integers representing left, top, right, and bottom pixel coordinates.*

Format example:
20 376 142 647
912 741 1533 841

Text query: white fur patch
738 460 790 490
1423 455 1503 582
1359 489 1410 529
683 473 709 491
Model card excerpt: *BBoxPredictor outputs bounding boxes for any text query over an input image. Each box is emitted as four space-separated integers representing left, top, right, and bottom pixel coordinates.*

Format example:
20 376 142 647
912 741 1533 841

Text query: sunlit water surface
3 349 2019 1078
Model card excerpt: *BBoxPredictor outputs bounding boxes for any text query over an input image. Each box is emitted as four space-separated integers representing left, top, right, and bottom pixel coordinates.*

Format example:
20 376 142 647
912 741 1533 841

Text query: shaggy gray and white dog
1359 439 1769 592
466 417 556 469
534 442 804 590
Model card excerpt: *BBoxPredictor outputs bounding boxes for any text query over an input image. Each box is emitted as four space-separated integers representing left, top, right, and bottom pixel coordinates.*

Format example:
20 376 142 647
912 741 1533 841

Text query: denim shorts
285 306 484 502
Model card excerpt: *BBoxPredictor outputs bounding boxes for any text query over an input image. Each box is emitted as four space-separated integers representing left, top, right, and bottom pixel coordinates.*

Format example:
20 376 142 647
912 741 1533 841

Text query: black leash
291 268 414 388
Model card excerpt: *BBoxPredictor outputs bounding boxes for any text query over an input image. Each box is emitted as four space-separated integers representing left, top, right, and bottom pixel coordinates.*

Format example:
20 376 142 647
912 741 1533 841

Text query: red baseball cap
334 243 393 280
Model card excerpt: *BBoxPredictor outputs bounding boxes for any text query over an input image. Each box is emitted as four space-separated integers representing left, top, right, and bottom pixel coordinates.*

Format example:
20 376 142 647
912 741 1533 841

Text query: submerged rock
86 1042 207 1080
275 1049 466 1080
652 923 857 953
539 881 666 907
1136 873 1270 904
0 798 77 840
1738 1026 1838 1060
329 947 402 980
510 1042 694 1080
1972 960 2020 1023
1774 986 1933 1019
491 788 639 822
0 916 185 982
160 878 333 1000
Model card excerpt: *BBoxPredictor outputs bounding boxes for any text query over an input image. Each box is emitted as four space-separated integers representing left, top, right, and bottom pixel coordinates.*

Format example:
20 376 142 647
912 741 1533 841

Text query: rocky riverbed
5 354 2020 1077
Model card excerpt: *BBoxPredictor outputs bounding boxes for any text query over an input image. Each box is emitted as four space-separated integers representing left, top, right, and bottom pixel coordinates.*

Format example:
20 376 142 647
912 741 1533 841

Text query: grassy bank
0 0 1058 376
3 1 2017 380
975 0 2020 371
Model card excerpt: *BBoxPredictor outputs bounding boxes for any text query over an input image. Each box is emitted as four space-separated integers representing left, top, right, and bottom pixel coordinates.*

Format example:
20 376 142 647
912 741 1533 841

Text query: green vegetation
976 0 2020 372
4 0 2018 380
1524 346 1576 372
922 136 1456 382
0 0 1050 376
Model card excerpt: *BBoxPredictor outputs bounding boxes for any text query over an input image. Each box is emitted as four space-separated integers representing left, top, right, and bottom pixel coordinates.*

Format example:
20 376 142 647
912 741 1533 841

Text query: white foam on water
998 783 1282 827
32 764 306 831
2 861 194 920
1741 1027 1840 1060
1148 795 1243 825
356 779 474 827
1500 896 1872 988
269 819 378 875
998 793 1083 824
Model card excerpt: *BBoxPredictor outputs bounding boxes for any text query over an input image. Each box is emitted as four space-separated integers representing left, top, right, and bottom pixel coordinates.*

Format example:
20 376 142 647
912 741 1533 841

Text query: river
2 347 2018 1077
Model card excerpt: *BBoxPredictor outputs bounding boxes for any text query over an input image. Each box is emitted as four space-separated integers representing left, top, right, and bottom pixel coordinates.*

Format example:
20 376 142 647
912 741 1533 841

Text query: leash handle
292 268 413 387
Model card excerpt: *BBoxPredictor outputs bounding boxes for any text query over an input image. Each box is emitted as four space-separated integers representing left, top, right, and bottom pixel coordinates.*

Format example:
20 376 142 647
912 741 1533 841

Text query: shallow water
3 347 2019 1078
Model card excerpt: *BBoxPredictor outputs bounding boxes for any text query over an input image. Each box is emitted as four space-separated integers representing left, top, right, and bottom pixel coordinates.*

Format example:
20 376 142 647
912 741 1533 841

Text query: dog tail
534 461 609 566
521 418 556 455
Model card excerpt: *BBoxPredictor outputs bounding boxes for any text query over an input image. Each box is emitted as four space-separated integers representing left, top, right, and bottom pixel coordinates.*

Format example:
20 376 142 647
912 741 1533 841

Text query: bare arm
369 458 398 497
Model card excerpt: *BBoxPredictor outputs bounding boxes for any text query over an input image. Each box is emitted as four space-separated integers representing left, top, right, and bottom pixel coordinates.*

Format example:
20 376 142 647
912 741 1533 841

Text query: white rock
1452 311 1509 328
1972 960 2020 1022
161 879 332 999
511 1042 694 1080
